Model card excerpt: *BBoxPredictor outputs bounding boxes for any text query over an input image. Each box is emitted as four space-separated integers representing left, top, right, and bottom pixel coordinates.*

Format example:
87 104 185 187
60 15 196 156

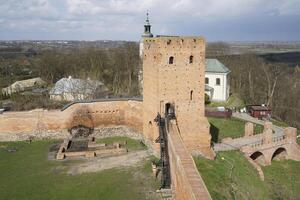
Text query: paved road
213 113 285 152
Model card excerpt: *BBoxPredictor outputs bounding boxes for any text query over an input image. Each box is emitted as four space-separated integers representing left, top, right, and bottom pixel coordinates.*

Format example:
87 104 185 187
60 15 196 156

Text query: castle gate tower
142 36 214 158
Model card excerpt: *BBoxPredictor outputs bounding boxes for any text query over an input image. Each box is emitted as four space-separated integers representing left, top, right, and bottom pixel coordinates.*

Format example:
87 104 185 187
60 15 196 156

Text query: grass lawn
207 93 245 108
208 117 263 143
194 151 300 200
96 136 147 151
0 139 160 200
264 160 300 199
271 119 289 127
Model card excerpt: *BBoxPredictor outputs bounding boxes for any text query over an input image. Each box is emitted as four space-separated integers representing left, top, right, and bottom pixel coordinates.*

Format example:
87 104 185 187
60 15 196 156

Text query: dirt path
67 150 153 175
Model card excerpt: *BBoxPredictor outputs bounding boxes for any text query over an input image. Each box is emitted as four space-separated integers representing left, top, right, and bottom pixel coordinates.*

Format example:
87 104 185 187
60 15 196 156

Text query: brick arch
68 106 94 130
271 147 287 161
250 151 267 165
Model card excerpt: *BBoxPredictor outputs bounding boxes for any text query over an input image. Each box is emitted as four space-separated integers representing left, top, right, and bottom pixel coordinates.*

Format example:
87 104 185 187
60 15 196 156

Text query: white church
139 13 231 102
204 59 231 102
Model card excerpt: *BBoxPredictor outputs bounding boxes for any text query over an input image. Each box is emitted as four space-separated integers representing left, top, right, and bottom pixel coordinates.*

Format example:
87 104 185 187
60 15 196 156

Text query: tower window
169 56 174 64
205 77 209 84
189 55 193 64
216 78 221 85
167 39 171 45
190 90 193 101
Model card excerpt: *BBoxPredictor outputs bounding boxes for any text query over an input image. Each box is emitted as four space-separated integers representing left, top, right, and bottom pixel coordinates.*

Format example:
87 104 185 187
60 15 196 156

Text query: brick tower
142 36 214 158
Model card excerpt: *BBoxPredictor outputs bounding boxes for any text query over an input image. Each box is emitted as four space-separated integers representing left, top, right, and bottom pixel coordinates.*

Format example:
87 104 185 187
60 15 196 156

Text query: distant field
195 151 300 200
261 52 300 66
0 139 160 200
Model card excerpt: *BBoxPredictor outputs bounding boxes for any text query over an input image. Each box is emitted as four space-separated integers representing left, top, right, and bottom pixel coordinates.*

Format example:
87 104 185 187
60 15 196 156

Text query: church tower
139 12 154 95
139 12 153 57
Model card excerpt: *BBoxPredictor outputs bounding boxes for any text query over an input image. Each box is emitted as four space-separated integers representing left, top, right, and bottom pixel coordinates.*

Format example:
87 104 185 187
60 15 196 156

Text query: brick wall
0 100 143 141
142 37 214 158
168 121 212 200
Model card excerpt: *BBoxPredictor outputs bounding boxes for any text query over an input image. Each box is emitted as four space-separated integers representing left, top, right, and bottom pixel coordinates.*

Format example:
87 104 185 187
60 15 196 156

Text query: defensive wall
168 121 212 200
0 98 213 200
0 99 143 141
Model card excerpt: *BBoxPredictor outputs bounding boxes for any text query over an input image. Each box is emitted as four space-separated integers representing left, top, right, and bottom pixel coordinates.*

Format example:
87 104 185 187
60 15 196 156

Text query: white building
205 59 231 102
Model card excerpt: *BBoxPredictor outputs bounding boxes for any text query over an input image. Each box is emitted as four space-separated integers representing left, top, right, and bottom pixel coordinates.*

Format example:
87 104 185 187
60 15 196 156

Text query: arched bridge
241 127 300 166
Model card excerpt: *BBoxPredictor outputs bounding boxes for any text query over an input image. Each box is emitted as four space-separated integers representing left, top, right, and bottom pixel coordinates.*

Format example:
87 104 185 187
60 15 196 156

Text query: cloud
0 0 299 40
0 0 59 20
66 0 153 16
277 0 300 15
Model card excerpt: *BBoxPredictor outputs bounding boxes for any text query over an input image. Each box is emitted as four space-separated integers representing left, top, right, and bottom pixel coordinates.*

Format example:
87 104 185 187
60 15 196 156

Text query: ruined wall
0 100 143 141
142 37 214 158
168 121 212 200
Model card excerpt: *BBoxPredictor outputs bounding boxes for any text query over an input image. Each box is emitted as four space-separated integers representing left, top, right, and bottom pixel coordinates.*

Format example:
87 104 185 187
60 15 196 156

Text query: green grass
195 151 300 200
0 140 159 200
208 117 263 143
264 160 300 199
96 136 147 151
271 119 289 127
194 151 269 199
207 94 245 108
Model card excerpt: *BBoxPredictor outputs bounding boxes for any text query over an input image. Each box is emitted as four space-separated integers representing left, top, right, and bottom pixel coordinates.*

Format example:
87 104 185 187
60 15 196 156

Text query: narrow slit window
169 56 174 64
189 55 193 64
190 90 193 101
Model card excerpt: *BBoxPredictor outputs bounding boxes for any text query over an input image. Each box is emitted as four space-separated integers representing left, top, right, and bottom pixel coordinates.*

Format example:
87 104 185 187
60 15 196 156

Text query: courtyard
0 137 161 200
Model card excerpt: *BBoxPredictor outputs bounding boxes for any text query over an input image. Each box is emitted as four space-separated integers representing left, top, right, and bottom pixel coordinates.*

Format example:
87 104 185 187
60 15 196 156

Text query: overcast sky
0 0 299 41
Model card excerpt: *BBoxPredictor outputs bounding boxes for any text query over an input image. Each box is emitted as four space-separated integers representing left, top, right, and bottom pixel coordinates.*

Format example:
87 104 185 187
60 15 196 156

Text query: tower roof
142 12 153 38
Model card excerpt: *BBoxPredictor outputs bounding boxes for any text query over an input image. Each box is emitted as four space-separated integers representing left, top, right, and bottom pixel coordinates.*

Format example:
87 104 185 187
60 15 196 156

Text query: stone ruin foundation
56 136 127 160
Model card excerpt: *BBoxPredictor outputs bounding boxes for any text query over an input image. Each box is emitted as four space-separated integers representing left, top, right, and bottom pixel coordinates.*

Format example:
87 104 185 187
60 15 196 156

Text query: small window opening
205 77 209 84
189 55 193 64
216 78 221 85
190 90 193 101
167 39 171 45
169 56 174 64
